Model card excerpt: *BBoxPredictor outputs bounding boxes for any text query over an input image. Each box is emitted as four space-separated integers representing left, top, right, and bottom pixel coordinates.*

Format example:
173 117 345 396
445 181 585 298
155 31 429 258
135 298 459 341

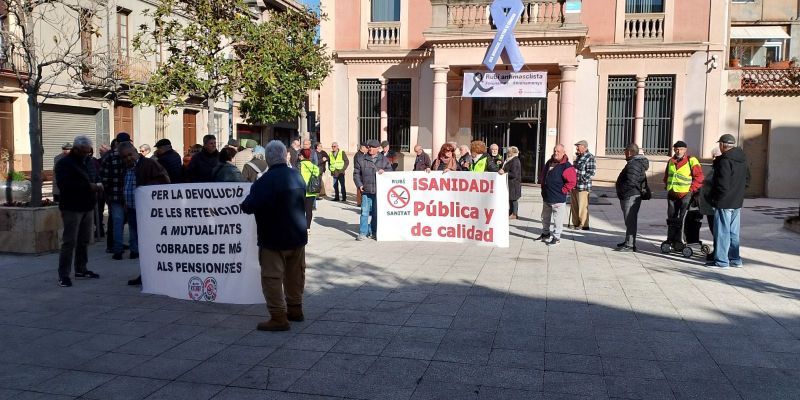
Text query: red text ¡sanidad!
413 177 494 193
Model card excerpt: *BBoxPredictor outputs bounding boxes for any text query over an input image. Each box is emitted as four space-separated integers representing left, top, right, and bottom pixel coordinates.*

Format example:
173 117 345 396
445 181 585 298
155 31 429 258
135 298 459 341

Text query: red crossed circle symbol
387 185 410 209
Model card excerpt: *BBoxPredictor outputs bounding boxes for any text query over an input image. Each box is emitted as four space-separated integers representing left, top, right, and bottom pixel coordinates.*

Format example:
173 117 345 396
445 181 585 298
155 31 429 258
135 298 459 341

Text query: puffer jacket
353 153 392 194
616 155 650 200
710 147 749 209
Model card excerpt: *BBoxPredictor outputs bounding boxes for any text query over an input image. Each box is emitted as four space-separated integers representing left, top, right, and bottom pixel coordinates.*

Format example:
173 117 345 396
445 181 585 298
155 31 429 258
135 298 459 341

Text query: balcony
81 54 153 88
441 0 563 30
623 13 665 42
727 67 800 95
0 51 28 77
368 21 401 48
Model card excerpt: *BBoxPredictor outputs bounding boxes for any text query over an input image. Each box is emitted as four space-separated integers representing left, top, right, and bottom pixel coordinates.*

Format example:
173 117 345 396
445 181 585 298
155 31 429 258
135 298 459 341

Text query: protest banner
135 182 264 304
462 70 547 98
376 171 509 247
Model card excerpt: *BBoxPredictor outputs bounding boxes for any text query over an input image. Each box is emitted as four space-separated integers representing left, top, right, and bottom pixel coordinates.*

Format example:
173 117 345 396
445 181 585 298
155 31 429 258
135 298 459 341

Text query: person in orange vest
662 140 704 249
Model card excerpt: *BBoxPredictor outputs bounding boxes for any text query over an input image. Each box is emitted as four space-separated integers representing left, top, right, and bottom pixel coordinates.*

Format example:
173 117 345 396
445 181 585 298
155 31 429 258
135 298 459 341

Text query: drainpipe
736 95 745 145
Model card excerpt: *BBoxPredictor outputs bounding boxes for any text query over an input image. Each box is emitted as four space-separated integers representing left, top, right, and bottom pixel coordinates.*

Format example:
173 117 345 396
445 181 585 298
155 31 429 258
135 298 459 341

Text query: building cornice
428 38 581 49
335 49 432 65
590 42 714 58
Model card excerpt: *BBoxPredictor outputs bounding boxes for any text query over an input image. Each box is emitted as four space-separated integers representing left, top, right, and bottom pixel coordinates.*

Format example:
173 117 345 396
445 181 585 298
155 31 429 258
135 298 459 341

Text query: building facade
318 0 800 198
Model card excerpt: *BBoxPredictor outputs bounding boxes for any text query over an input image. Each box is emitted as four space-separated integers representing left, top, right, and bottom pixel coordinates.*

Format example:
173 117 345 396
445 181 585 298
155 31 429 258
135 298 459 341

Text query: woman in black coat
502 146 522 219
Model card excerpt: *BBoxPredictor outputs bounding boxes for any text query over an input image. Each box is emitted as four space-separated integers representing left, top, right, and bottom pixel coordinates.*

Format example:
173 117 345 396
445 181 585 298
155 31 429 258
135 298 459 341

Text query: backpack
246 161 265 179
304 163 321 194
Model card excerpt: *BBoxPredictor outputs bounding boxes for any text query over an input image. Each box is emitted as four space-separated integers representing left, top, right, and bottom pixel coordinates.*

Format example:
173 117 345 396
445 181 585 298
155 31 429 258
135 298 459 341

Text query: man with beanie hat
154 139 183 183
662 140 704 250
707 134 749 268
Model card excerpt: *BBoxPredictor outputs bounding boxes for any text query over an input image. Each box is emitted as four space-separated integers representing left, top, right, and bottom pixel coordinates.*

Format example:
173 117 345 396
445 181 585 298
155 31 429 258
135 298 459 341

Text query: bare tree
1 0 108 206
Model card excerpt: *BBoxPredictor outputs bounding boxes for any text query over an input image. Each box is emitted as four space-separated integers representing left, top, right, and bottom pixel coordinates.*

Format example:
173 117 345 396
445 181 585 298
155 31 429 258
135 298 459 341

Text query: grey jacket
353 153 392 194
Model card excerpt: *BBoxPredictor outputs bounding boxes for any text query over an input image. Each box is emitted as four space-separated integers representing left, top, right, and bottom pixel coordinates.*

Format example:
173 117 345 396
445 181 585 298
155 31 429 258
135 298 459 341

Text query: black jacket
616 155 650 200
504 156 522 201
55 152 95 212
241 163 308 250
354 153 393 194
710 147 749 209
155 148 184 184
186 149 219 182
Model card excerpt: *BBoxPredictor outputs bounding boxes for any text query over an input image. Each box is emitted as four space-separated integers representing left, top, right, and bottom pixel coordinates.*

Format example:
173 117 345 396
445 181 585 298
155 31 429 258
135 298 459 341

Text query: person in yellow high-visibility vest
468 140 500 173
663 140 704 248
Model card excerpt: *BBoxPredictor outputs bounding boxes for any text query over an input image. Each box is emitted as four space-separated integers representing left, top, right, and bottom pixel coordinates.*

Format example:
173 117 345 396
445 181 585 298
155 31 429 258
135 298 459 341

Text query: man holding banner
354 140 392 241
241 140 309 331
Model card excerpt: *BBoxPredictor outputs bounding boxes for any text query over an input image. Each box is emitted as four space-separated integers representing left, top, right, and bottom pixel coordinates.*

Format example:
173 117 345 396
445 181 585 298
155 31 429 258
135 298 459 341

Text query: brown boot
256 313 290 331
287 304 305 322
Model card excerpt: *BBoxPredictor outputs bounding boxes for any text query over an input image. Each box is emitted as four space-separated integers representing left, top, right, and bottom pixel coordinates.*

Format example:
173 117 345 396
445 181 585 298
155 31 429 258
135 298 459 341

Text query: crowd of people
53 131 749 331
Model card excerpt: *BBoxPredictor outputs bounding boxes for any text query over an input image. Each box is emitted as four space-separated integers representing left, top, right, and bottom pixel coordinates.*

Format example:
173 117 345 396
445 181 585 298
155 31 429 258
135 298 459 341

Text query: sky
299 0 320 12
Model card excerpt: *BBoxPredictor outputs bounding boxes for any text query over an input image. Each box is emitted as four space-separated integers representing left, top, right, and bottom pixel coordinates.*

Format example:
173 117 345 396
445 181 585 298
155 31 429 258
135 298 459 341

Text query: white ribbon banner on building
135 183 264 304
462 70 548 98
376 171 509 247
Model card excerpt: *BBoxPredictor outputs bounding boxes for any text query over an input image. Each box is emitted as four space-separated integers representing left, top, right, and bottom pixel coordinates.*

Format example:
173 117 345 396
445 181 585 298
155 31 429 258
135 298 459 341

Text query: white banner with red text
376 171 509 247
135 183 264 304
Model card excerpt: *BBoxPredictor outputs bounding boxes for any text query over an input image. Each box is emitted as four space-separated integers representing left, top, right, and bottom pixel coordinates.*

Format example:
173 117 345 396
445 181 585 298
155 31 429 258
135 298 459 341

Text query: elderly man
153 139 183 184
488 143 504 171
708 134 749 269
242 146 268 182
663 140 704 250
102 132 134 260
354 143 368 206
55 136 102 287
615 143 650 252
413 145 432 171
570 140 596 230
381 140 398 171
354 140 392 241
138 144 152 158
535 144 577 247
289 139 301 167
233 139 256 171
52 142 72 202
117 141 170 285
186 135 219 182
328 142 349 201
457 144 472 171
241 140 308 331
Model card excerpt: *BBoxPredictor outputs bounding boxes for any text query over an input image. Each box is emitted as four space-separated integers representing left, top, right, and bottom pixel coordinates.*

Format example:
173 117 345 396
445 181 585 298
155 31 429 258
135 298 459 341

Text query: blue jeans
110 202 126 253
126 208 139 253
713 208 741 267
360 193 377 237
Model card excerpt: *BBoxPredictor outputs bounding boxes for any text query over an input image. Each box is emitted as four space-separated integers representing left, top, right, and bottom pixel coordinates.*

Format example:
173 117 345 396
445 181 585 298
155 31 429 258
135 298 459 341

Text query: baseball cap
61 142 73 150
672 140 687 148
154 139 171 148
367 140 381 148
574 140 588 147
245 139 256 149
227 138 238 147
717 134 736 145
115 132 131 143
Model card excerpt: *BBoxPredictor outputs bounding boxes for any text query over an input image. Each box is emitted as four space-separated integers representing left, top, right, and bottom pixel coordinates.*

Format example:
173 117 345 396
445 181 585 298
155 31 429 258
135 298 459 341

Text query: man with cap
186 134 219 182
153 139 183 184
662 140 704 250
233 139 256 172
354 140 392 240
52 142 72 202
708 134 749 268
570 140 596 230
381 140 398 171
101 132 134 260
226 138 240 150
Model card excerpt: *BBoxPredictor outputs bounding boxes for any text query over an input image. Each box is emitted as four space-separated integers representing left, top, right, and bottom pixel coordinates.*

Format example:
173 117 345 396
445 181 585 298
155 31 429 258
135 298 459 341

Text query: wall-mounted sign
462 71 548 98
483 0 525 71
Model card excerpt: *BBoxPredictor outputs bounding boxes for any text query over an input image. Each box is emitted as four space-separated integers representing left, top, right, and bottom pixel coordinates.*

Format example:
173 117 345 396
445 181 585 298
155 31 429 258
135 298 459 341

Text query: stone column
379 78 388 143
431 65 449 154
634 75 646 151
558 64 578 149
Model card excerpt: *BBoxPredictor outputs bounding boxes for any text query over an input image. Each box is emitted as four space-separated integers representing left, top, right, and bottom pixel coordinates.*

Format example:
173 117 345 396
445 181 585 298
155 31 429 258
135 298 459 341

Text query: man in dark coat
241 140 308 331
117 141 170 285
501 146 522 219
101 132 133 259
186 134 219 182
153 139 183 184
354 140 392 241
615 143 650 252
535 144 577 247
413 144 432 171
315 142 329 198
708 134 749 268
55 136 102 287
354 143 368 206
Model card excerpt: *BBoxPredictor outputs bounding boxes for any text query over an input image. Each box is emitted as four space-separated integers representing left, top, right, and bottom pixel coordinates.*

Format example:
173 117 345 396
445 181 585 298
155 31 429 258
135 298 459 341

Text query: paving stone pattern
1 188 799 399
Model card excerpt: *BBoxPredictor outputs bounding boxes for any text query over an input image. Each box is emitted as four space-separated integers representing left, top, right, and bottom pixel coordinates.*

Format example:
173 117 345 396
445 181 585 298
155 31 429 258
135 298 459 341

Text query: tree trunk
27 90 43 207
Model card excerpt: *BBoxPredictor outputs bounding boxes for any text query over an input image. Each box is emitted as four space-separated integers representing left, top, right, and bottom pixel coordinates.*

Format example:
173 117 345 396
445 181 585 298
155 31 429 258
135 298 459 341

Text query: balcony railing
445 0 563 29
624 13 665 41
731 67 800 94
0 51 28 75
368 21 401 47
81 54 154 87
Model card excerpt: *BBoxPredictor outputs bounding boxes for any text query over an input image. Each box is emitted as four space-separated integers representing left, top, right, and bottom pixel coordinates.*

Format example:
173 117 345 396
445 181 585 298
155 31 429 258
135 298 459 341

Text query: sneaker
59 277 72 287
534 234 551 242
705 262 729 269
582 227 590 231
129 251 139 260
112 253 123 260
333 197 340 202
127 276 142 286
616 246 637 252
356 235 365 241
368 234 376 240
75 271 100 279
546 237 561 246
616 242 627 248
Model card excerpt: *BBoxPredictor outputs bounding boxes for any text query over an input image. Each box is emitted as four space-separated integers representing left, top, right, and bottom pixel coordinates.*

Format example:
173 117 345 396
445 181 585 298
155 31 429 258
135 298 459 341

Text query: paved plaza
1 187 799 400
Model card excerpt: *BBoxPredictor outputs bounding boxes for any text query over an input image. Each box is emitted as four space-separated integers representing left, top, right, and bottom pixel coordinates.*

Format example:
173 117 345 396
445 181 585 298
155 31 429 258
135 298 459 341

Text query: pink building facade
319 0 728 184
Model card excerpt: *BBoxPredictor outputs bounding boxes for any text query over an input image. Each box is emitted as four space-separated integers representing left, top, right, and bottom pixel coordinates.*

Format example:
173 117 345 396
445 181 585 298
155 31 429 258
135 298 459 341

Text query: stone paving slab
1 187 799 399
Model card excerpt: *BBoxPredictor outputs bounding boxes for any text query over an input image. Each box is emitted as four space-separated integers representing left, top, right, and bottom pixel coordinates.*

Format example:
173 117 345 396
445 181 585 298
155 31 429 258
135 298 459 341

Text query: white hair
139 144 151 152
73 135 93 148
265 140 288 167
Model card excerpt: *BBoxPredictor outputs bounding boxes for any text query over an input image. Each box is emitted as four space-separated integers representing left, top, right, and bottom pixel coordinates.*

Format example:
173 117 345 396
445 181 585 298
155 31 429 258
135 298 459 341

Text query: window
387 79 411 152
732 40 784 67
357 79 381 145
605 76 636 155
117 9 130 58
625 0 664 13
0 11 8 63
643 75 674 156
155 114 166 141
372 0 400 22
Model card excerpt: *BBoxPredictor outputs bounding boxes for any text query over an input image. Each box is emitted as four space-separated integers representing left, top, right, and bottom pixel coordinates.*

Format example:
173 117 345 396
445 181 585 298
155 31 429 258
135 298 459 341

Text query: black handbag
640 178 652 200
304 164 321 194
